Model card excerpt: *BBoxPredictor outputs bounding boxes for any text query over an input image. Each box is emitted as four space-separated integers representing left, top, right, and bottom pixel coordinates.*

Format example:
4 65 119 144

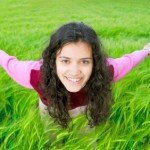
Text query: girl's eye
61 60 69 64
82 60 89 64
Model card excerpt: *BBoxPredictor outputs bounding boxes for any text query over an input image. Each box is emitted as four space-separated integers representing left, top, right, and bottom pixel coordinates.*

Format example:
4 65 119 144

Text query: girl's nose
70 63 81 76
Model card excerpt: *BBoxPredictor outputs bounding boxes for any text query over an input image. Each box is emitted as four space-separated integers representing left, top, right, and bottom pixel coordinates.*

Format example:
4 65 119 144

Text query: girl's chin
65 87 82 93
65 83 86 93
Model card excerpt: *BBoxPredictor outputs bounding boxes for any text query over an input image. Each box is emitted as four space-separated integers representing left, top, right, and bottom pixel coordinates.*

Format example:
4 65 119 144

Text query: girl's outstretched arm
0 50 42 89
107 43 150 82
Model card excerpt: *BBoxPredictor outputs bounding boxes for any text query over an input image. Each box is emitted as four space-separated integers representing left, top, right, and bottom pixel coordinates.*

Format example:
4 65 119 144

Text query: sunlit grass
0 0 150 149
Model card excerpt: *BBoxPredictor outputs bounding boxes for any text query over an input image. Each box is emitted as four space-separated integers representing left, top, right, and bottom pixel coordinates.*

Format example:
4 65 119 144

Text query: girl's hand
143 43 150 55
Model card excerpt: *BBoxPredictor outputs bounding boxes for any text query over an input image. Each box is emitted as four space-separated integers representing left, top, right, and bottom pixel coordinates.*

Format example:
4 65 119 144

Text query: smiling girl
0 22 150 128
56 41 93 92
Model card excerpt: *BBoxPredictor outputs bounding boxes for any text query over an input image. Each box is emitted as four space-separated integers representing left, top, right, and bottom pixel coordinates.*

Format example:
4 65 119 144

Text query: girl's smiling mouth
65 76 82 84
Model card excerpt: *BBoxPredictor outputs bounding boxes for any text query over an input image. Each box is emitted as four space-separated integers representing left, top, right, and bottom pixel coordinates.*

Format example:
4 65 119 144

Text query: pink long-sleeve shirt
0 49 149 110
0 49 149 87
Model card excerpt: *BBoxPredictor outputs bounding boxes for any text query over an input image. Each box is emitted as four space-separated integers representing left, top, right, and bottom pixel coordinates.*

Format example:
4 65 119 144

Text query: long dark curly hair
40 22 112 128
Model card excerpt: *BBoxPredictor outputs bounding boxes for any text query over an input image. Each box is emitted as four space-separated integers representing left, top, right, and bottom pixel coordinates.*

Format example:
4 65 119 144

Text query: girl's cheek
57 65 68 74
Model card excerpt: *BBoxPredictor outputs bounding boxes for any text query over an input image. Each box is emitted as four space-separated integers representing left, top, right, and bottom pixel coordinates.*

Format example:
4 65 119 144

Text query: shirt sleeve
0 50 42 89
107 49 149 82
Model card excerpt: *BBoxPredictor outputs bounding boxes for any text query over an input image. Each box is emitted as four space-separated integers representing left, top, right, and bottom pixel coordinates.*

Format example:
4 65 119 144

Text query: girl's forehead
57 42 93 58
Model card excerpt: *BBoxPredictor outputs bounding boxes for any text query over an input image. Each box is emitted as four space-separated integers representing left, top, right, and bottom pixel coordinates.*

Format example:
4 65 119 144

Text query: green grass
0 0 150 149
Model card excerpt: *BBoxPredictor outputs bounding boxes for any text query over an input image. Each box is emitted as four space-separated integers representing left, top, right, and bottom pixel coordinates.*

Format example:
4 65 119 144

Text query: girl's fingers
143 43 150 55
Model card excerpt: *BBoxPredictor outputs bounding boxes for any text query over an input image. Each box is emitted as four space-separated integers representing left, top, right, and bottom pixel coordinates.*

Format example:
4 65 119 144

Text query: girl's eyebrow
58 56 92 60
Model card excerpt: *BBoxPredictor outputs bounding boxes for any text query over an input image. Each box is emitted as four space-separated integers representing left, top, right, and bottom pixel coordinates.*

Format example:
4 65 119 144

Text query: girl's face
56 41 93 92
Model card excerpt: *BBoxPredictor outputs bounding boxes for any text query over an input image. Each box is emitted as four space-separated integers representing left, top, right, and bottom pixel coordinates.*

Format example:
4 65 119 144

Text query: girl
0 22 150 128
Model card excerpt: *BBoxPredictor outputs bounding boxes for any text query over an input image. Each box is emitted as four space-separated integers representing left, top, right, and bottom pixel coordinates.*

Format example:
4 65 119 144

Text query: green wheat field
0 0 150 149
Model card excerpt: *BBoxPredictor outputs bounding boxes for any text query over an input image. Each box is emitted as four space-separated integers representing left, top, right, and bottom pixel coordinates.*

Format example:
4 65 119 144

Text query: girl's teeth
67 77 81 82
